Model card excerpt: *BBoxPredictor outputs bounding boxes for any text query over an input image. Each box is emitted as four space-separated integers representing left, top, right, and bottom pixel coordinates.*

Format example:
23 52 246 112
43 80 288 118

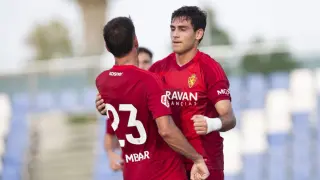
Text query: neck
175 47 198 66
115 50 138 66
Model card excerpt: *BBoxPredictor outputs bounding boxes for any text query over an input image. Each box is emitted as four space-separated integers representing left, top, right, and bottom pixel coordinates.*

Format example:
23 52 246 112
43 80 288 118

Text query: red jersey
149 50 231 171
96 65 187 180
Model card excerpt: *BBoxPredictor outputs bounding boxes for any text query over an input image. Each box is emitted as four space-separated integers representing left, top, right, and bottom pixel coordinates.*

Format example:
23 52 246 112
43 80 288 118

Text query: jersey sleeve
203 60 231 105
146 74 172 119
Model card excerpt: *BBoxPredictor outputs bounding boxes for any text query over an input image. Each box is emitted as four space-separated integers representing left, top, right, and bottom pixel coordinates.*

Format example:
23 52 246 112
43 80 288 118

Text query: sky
0 0 319 72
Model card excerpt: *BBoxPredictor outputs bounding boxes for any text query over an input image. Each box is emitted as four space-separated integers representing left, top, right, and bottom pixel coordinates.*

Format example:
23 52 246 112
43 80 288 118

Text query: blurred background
0 0 319 180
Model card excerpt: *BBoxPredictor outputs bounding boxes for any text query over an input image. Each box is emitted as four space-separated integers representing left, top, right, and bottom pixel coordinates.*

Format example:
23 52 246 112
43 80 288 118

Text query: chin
172 48 183 54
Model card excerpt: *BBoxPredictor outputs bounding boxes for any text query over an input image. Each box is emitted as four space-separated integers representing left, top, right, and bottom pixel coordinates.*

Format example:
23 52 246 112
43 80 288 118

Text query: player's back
96 65 187 180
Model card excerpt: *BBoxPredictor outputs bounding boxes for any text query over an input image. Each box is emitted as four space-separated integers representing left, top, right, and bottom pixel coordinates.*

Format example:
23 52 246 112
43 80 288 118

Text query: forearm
213 100 236 132
158 117 202 162
104 133 118 154
162 125 202 161
219 112 236 132
204 114 236 133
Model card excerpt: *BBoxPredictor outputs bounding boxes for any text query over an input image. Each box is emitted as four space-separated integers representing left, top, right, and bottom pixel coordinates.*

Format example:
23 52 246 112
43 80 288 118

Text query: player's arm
206 63 236 132
192 98 236 133
104 119 120 151
105 133 123 171
157 116 209 179
214 98 236 132
104 133 118 153
104 119 123 171
156 115 203 162
193 63 236 134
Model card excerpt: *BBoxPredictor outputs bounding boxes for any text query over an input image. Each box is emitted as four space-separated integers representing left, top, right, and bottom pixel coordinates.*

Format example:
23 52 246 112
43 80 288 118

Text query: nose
172 29 179 38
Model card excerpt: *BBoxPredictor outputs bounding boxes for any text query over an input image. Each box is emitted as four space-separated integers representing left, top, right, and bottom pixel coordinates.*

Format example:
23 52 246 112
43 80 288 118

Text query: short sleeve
106 118 115 135
146 74 172 119
203 61 231 105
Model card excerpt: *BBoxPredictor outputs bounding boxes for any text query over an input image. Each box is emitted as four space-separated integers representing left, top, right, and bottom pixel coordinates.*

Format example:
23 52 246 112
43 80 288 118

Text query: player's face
170 17 198 54
138 52 152 70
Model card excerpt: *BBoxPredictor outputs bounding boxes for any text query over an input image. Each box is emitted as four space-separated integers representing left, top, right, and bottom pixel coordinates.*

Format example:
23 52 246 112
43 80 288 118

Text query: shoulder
198 51 223 70
198 51 228 81
149 53 174 72
132 68 162 86
96 70 110 85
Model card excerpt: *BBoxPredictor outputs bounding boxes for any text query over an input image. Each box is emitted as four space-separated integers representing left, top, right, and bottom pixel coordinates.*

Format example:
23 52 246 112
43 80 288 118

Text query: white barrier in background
241 110 268 154
266 90 291 134
290 69 316 113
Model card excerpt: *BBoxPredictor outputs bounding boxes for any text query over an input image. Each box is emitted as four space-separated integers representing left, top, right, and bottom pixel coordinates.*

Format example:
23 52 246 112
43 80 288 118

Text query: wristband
204 116 222 134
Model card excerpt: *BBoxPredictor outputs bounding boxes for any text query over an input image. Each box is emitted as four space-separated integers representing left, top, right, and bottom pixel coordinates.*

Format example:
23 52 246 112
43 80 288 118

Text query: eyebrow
170 25 189 29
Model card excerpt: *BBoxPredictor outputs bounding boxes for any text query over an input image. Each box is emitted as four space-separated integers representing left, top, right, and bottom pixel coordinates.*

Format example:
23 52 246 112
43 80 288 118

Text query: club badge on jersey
188 74 197 88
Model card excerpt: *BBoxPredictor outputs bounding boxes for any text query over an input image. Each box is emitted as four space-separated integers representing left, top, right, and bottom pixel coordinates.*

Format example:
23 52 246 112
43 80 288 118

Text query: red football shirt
149 50 231 171
96 65 187 180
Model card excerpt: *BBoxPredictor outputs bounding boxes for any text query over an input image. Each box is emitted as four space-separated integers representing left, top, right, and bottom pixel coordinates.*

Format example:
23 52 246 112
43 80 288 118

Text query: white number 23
106 104 147 147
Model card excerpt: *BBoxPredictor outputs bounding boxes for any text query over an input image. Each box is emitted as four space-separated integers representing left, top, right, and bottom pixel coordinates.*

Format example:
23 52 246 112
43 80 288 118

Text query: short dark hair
103 17 135 57
138 47 153 59
171 6 207 42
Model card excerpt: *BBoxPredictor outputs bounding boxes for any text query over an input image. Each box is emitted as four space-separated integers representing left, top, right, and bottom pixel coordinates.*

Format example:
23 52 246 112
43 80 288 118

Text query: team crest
188 74 197 88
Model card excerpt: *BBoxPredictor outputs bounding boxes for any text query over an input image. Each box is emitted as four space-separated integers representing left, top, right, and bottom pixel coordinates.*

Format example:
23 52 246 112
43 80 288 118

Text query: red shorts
187 170 224 180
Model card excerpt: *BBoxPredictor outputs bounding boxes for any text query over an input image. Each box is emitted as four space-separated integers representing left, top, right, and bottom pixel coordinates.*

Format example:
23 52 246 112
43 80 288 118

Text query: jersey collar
112 64 138 70
172 50 201 70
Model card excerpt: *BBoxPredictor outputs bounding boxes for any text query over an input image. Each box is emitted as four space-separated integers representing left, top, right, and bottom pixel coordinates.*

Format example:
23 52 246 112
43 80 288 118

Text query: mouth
172 41 182 45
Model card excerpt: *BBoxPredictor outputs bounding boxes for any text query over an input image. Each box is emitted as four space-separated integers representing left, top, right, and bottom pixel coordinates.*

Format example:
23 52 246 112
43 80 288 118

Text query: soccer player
138 47 153 70
96 6 237 180
96 16 209 180
105 47 153 162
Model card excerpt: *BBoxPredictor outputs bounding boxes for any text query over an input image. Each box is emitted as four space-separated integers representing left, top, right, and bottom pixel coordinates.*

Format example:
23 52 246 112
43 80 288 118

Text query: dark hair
138 47 153 59
171 6 207 42
103 17 135 57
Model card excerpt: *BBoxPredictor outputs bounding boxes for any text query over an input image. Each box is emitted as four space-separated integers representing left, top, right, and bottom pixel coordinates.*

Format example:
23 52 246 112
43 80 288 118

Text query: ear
134 35 139 48
195 29 204 41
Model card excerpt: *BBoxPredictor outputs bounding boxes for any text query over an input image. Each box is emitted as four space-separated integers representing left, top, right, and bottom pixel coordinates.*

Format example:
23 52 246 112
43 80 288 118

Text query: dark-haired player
96 16 209 180
96 6 237 180
149 7 236 180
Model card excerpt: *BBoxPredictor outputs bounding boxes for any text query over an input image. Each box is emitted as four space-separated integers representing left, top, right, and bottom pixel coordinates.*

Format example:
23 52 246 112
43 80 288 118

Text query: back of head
103 17 136 58
171 6 207 42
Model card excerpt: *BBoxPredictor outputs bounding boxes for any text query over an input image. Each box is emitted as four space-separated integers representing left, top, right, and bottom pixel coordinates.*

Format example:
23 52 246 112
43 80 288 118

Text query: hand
190 158 210 180
96 93 106 115
107 151 123 171
191 115 208 135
